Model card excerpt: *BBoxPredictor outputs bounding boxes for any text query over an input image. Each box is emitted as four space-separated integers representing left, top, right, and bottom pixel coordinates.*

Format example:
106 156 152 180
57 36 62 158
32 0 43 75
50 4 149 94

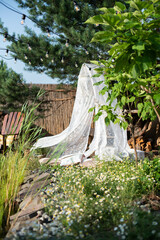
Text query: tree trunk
131 125 138 166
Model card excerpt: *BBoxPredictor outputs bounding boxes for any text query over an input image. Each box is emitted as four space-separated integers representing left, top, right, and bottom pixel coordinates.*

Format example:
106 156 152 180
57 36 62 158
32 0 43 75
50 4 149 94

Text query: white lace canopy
32 63 144 165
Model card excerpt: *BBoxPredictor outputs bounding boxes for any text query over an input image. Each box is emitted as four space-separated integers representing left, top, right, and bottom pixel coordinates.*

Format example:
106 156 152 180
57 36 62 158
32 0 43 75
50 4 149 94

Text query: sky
0 0 58 84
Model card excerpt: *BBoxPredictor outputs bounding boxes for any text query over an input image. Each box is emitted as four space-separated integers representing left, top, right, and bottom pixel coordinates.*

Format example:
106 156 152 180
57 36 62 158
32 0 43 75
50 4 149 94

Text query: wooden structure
0 112 24 151
34 84 76 135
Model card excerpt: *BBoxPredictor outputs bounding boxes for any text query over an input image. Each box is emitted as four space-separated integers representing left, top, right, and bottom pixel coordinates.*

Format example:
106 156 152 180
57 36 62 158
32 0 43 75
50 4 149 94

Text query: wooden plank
5 112 13 135
1 114 8 135
12 112 21 134
15 114 24 135
9 112 17 134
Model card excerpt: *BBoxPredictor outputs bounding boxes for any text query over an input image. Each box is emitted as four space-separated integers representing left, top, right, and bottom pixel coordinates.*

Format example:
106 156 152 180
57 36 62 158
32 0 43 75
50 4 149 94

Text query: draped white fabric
32 63 144 165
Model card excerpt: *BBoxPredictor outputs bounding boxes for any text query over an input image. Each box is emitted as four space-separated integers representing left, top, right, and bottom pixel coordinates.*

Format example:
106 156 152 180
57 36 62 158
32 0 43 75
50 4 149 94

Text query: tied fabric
32 63 144 165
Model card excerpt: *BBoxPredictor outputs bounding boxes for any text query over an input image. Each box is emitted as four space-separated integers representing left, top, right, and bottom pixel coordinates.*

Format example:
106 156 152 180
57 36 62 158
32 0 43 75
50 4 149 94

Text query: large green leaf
115 53 129 72
130 1 140 10
131 64 140 78
105 117 110 126
115 2 126 11
109 43 119 55
132 42 145 51
136 1 152 11
85 15 104 25
121 121 128 130
128 96 135 102
99 7 115 14
124 21 142 30
121 96 127 105
137 102 144 115
148 34 160 51
140 52 156 70
91 31 115 43
109 43 130 56
102 14 121 26
153 94 160 105
90 60 99 65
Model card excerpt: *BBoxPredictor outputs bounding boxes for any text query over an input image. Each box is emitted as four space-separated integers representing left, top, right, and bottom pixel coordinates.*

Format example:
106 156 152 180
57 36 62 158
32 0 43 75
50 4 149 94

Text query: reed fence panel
34 84 76 135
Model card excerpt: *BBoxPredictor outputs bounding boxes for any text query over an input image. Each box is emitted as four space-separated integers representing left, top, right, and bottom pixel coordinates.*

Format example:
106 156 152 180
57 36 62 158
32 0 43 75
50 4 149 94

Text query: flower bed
40 158 160 239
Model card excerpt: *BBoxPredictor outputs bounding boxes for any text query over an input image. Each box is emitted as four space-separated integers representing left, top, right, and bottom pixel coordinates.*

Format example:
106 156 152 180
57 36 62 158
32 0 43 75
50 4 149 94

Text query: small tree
0 60 39 112
86 0 160 163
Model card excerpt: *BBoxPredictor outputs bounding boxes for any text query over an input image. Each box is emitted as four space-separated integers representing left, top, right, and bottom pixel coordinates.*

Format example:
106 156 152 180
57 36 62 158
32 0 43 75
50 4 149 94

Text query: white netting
32 63 144 165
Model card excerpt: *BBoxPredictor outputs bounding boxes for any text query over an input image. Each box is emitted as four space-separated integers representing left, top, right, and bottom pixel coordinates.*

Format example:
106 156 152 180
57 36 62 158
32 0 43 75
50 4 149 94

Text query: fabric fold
32 63 144 165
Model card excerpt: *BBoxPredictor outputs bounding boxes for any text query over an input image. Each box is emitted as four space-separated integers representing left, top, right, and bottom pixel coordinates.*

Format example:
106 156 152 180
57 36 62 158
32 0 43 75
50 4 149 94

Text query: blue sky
0 0 57 84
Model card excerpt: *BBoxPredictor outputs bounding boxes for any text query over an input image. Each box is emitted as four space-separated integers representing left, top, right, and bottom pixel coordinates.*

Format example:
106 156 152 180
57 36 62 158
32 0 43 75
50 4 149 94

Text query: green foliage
115 210 160 240
0 0 126 84
86 0 160 126
0 95 42 236
0 60 39 112
142 157 160 191
40 159 157 239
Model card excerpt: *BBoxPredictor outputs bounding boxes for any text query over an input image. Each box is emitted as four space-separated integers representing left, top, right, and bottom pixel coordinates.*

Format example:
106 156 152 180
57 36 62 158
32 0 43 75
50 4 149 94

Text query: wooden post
3 135 6 154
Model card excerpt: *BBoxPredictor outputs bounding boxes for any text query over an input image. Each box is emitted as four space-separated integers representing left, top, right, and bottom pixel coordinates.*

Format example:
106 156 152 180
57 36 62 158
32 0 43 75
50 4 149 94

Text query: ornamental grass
0 92 43 238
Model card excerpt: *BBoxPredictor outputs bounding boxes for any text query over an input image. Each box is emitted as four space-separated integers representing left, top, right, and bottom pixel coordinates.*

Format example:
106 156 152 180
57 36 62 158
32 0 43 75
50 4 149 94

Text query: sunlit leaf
132 42 145 51
115 2 126 11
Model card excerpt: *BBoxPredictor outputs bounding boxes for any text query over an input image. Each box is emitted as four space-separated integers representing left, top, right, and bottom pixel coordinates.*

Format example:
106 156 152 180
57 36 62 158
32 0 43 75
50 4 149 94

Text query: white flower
133 221 137 225
84 224 90 228
117 231 121 236
74 204 80 208
119 224 124 234
114 227 118 231
68 220 73 226
151 230 156 234
79 231 84 238
120 218 124 222
152 221 158 226
99 198 105 202
129 212 133 215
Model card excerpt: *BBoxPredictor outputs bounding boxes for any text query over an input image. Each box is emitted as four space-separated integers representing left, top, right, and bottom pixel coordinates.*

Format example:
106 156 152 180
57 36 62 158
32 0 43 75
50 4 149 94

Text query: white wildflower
152 221 158 226
151 230 156 234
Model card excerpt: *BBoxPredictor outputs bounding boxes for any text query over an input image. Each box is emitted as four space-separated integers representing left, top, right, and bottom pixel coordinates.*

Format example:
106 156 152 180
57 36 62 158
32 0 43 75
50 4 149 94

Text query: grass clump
0 91 43 238
42 158 160 239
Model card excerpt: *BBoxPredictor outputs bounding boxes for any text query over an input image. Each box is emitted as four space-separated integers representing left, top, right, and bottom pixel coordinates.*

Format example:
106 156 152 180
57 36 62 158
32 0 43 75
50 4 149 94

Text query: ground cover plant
40 158 160 240
0 92 43 238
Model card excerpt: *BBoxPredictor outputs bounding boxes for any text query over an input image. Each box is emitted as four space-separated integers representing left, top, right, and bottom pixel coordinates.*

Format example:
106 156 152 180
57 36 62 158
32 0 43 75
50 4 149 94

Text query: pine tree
0 0 125 84
0 60 39 112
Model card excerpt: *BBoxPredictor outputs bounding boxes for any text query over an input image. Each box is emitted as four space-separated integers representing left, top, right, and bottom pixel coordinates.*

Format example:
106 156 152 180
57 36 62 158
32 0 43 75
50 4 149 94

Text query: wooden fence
34 84 159 150
34 84 76 135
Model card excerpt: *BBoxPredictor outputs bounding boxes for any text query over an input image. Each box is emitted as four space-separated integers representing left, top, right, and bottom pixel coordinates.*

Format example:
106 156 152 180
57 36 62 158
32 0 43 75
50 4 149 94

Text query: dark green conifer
0 0 125 84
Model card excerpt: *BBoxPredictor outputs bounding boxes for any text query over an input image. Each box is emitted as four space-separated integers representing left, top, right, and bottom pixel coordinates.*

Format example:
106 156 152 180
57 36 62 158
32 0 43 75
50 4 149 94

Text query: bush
142 157 160 191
